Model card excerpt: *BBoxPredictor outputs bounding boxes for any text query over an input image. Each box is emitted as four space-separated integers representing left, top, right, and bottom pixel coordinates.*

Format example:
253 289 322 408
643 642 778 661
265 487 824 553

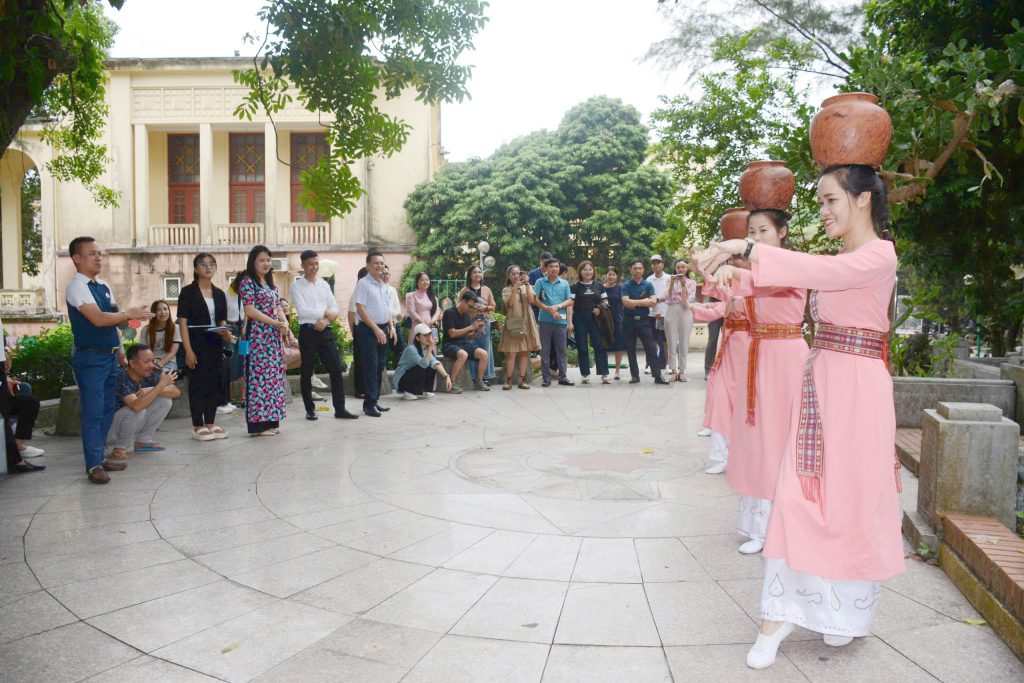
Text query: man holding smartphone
441 290 491 392
105 344 180 461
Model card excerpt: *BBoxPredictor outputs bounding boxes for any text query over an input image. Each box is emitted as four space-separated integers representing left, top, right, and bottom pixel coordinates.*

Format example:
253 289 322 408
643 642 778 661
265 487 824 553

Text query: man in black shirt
441 291 491 392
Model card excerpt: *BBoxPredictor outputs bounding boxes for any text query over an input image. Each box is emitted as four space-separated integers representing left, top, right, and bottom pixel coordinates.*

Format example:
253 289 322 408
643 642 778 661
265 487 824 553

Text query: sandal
109 447 129 460
192 427 215 442
208 425 229 440
133 442 165 452
518 381 530 390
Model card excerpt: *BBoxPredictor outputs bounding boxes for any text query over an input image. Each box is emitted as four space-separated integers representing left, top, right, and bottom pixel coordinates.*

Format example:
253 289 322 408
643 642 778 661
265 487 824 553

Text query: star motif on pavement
560 451 661 474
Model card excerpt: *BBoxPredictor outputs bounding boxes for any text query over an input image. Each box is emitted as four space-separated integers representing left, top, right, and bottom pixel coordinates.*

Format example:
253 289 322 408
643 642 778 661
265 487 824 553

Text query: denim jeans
71 351 119 471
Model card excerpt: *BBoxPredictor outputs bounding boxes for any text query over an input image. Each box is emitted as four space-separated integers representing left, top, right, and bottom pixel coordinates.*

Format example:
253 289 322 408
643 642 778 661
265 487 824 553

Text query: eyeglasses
197 260 217 268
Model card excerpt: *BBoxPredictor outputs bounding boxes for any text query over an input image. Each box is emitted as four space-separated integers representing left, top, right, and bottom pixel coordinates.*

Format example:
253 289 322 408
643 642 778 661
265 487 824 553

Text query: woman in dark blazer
177 252 231 440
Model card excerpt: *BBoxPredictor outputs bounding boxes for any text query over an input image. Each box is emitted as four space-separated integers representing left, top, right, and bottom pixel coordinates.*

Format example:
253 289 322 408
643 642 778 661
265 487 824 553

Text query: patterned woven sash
744 296 803 426
709 319 749 374
796 292 895 505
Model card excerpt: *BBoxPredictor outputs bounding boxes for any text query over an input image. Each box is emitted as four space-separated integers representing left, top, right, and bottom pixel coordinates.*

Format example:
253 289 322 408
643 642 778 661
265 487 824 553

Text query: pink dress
718 272 808 501
692 300 749 438
755 240 904 581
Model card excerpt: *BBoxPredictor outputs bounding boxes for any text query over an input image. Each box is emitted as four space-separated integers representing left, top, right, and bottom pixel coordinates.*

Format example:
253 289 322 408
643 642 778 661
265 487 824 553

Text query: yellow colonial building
0 57 442 333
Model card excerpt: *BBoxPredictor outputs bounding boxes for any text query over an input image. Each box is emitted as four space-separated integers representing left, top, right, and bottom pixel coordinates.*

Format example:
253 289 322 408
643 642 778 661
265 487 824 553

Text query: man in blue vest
66 236 153 484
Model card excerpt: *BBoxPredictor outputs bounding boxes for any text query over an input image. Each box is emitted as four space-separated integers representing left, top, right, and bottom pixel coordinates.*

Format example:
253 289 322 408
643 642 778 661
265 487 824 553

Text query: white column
199 123 213 245
38 169 57 312
330 216 342 244
132 124 149 247
264 122 278 246
0 177 21 288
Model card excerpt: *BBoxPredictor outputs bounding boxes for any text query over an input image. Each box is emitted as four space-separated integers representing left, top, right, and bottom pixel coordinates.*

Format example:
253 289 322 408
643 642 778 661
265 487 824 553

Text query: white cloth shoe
697 428 712 437
746 621 795 669
739 539 765 554
402 392 420 401
424 392 436 398
216 403 237 414
311 376 328 389
310 391 325 401
705 461 727 474
19 445 45 458
824 635 854 647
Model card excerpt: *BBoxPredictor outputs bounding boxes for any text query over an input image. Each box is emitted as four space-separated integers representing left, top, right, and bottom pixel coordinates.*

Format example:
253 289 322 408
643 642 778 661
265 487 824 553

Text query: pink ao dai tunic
692 298 749 439
754 240 904 581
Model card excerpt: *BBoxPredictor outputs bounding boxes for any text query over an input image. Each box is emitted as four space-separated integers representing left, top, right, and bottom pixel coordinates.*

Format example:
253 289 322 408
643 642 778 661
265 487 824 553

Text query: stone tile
645 581 757 646
543 645 673 682
0 562 41 604
283 500 397 531
0 494 49 516
39 490 155 514
883 620 1024 681
25 520 160 560
452 577 568 643
87 580 276 652
343 516 455 556
364 568 498 632
293 558 433 616
781 636 933 682
554 583 660 646
504 535 581 581
256 650 406 683
30 539 184 587
193 532 334 576
49 558 220 619
403 635 549 683
665 644 805 682
869 586 955 641
635 537 712 582
0 536 24 565
716 578 820 642
443 529 536 575
0 621 139 682
576 501 739 537
570 538 642 583
312 618 442 667
153 600 350 683
85 655 220 682
882 558 978 620
151 505 277 538
679 534 766 580
388 524 493 566
0 590 77 644
231 545 377 597
27 505 152 534
167 518 301 557
312 508 424 544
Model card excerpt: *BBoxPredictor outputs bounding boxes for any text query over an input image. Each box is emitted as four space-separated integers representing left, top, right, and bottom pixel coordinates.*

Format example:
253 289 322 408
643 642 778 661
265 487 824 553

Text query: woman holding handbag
570 260 610 384
499 264 542 390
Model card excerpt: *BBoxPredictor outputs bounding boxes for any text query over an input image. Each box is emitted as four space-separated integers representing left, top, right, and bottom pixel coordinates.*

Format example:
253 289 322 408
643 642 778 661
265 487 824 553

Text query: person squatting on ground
105 344 180 461
394 323 454 399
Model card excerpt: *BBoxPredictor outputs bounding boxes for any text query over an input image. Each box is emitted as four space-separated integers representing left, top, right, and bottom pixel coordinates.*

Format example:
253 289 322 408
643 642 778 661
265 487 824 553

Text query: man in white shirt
354 251 397 417
293 250 358 422
646 254 670 372
381 264 406 362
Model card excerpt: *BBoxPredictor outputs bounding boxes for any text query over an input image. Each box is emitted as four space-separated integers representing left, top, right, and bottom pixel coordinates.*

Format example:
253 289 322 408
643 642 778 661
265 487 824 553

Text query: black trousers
352 335 364 396
355 323 387 410
188 340 226 427
8 392 40 441
0 368 21 471
398 365 437 396
623 316 663 380
705 318 723 378
299 325 346 414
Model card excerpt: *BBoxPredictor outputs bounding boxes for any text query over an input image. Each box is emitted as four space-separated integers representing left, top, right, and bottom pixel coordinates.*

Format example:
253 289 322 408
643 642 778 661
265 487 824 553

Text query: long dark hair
414 272 438 316
465 264 482 291
821 164 894 246
147 300 174 352
748 209 791 250
232 245 275 292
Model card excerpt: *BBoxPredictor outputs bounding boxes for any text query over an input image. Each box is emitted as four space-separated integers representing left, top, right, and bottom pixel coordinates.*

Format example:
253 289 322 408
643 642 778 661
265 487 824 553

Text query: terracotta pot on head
719 208 751 241
738 161 796 211
809 92 893 168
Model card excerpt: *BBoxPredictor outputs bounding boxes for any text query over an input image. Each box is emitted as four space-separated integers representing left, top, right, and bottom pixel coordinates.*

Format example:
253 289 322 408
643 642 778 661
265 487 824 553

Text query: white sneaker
581 376 590 384
19 445 45 458
746 622 795 669
402 392 420 401
311 391 325 401
424 392 436 398
824 635 853 647
216 403 237 414
739 539 765 554
697 428 712 437
311 376 328 389
705 461 727 474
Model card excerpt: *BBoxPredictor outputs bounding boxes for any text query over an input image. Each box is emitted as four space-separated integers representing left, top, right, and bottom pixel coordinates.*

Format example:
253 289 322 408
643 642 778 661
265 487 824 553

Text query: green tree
1 1 122 207
233 0 488 219
20 170 42 277
404 97 675 287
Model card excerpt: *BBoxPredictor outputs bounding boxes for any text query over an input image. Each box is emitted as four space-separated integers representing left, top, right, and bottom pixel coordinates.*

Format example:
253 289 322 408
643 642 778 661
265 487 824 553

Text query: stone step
896 427 922 475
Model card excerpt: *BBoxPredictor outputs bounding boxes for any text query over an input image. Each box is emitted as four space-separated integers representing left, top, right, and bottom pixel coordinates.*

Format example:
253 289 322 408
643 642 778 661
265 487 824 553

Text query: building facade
0 57 441 334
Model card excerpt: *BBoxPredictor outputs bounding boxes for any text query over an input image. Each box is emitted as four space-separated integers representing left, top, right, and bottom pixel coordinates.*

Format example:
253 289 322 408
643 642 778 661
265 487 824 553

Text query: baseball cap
650 254 664 262
413 323 431 336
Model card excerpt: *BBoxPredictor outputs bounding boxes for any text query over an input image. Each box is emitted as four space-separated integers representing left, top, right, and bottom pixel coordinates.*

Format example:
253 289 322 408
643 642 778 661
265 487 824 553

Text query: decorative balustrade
0 288 46 315
215 223 265 245
284 222 330 244
150 224 200 246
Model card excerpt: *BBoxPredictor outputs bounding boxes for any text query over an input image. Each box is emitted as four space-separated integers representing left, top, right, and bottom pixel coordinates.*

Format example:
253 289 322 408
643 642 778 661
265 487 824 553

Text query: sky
104 0 688 162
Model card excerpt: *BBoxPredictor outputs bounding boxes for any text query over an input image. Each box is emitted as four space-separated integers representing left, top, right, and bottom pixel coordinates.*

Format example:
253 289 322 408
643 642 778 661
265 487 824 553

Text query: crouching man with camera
105 344 180 465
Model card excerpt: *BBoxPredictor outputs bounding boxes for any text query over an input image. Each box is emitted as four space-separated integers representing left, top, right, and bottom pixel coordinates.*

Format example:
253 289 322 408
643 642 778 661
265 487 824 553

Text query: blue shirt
534 276 571 325
527 267 543 286
393 342 441 388
115 368 160 409
621 278 656 319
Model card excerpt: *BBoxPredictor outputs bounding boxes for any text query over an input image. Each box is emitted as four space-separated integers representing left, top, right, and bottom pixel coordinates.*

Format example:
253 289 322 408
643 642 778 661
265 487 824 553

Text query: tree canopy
403 96 675 290
233 0 488 219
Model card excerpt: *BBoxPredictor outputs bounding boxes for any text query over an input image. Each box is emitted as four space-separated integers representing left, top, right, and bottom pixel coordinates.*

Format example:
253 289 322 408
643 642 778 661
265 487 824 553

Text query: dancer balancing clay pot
720 208 751 240
738 161 796 211
809 92 893 168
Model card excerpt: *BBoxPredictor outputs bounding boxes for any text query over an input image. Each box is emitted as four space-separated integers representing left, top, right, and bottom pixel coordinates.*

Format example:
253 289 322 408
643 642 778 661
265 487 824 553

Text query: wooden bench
895 427 922 475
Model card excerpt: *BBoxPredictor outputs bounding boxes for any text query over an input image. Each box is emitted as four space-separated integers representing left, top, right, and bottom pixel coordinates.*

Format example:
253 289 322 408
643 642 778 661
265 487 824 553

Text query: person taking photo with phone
105 344 180 462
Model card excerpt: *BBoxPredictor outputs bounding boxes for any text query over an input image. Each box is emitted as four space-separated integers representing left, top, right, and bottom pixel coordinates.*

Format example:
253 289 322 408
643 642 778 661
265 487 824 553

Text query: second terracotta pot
719 208 750 240
738 161 795 211
809 92 893 168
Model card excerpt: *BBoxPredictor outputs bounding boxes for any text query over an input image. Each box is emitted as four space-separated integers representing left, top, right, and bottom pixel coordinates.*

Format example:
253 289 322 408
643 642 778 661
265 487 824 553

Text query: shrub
12 323 75 400
285 307 353 375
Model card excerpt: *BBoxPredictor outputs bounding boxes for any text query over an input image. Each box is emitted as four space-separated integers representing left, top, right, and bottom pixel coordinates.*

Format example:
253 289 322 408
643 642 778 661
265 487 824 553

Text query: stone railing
150 223 200 246
215 223 264 246
283 222 330 244
0 288 47 315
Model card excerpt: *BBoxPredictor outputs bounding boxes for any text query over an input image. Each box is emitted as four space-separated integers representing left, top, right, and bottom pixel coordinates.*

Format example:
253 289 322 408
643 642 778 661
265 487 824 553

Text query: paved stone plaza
1 354 1022 682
